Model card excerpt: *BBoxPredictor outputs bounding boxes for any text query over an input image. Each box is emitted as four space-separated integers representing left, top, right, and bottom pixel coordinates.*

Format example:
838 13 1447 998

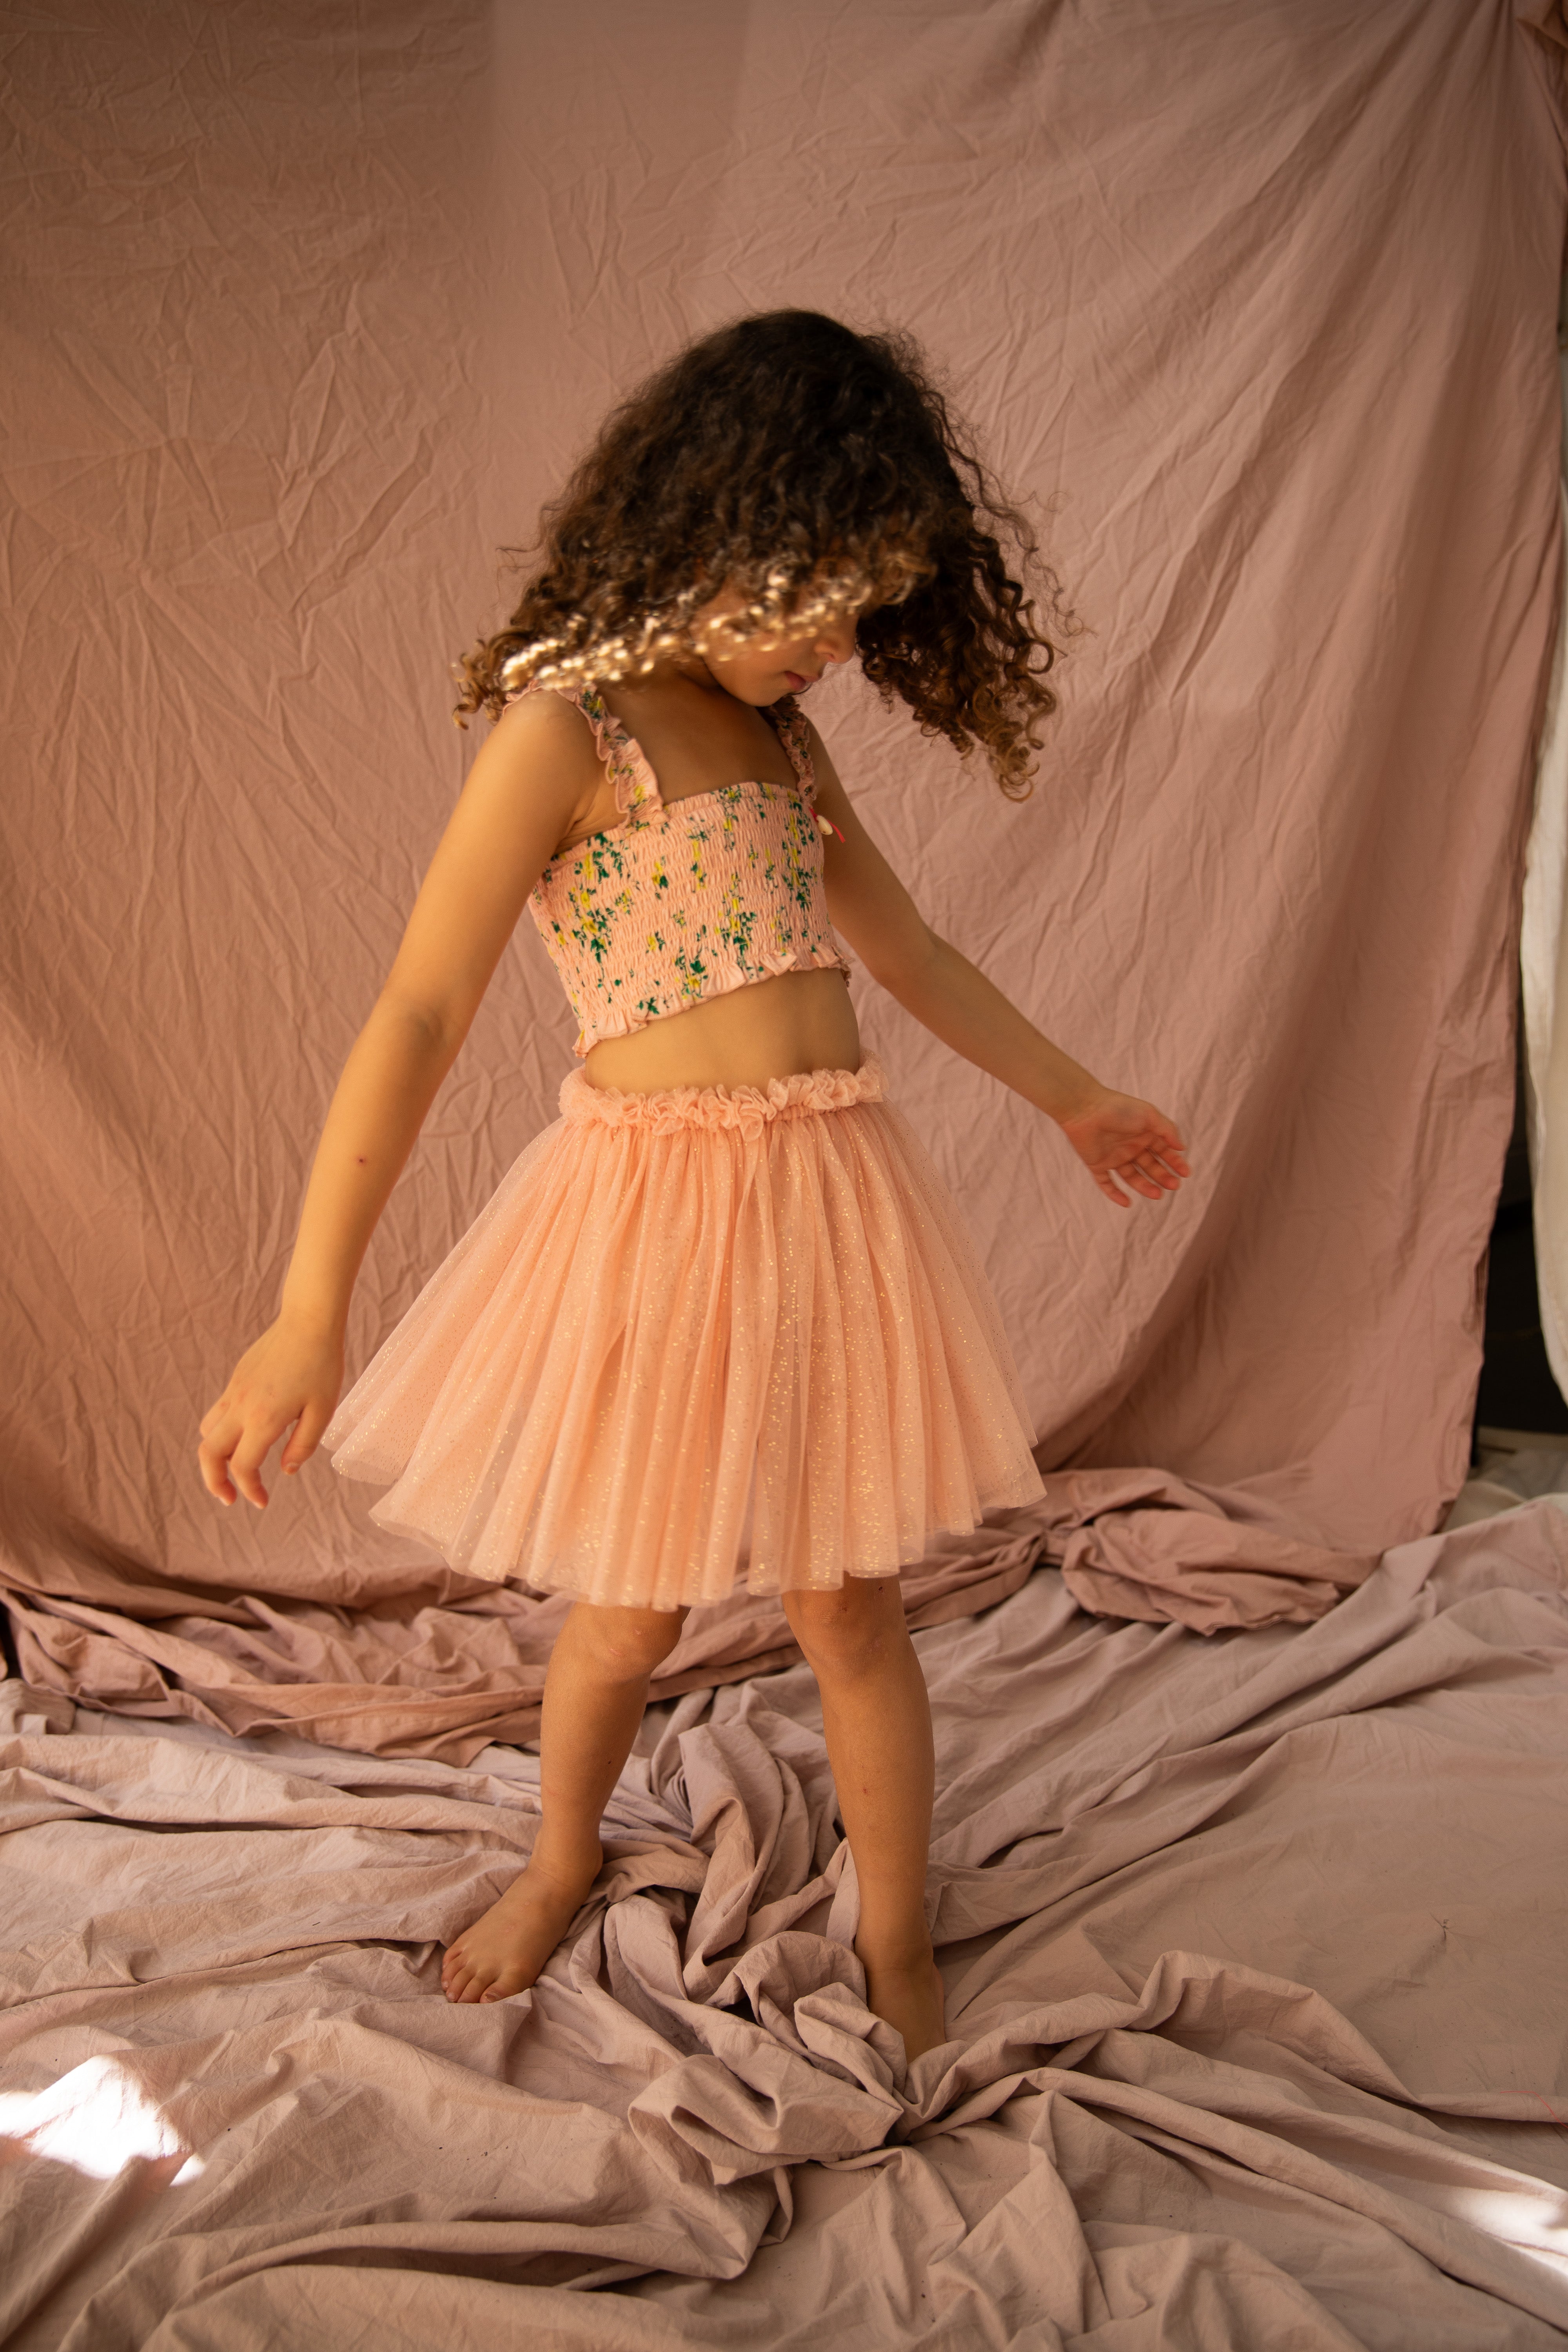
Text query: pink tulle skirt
323 1056 1045 1610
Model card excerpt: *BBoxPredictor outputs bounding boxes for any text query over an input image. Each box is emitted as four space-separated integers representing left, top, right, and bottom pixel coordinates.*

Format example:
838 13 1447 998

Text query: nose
813 615 858 665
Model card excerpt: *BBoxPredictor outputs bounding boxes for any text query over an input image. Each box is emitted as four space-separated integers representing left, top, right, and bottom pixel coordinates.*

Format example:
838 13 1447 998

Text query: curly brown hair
456 310 1074 798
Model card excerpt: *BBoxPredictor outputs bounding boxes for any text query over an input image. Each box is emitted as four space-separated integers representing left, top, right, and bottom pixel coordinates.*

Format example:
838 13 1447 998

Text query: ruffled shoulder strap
769 704 818 803
507 677 663 819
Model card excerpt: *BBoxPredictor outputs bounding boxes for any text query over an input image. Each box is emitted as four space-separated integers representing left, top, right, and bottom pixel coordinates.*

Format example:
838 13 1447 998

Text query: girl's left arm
808 724 1191 1210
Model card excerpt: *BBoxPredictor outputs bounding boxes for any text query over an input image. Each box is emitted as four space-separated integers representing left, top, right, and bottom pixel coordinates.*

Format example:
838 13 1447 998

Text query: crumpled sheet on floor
5 1506 1567 2350
0 1478 1383 1767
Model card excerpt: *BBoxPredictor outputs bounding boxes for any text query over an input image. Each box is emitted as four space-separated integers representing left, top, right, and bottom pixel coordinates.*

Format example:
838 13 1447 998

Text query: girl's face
686 580 869 705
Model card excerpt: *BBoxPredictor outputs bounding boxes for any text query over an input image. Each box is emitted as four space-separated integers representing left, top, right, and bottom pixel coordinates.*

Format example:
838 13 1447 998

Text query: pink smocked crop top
514 682 853 1057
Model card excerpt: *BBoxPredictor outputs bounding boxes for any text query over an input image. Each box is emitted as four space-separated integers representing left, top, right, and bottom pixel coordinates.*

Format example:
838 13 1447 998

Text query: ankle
526 1826 604 1891
854 1920 936 1973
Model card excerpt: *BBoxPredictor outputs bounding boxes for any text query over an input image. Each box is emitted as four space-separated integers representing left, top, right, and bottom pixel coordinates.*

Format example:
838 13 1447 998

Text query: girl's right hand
197 1316 345 1510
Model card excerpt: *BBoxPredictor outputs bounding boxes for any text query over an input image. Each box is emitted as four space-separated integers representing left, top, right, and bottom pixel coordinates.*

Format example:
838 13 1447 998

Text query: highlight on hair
455 310 1076 797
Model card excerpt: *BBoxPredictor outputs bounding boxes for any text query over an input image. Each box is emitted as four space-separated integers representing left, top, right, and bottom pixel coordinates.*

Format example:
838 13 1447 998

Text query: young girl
198 310 1189 2065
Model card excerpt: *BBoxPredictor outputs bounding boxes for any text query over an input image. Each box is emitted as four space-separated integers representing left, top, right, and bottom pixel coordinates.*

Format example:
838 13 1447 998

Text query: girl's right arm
197 691 595 1511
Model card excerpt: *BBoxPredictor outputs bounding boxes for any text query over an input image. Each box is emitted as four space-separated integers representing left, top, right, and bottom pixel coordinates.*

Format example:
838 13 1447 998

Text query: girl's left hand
1057 1089 1191 1208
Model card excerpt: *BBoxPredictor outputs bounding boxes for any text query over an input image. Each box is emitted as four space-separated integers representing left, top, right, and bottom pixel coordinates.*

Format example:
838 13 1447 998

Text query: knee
570 1601 687 1682
784 1578 906 1682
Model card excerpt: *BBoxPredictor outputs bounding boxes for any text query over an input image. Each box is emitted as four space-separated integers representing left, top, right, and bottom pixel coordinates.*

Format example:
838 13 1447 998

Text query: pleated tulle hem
324 1057 1045 1609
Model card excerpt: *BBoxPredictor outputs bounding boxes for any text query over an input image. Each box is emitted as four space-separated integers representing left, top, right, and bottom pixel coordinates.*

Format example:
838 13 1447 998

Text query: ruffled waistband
559 1056 887 1136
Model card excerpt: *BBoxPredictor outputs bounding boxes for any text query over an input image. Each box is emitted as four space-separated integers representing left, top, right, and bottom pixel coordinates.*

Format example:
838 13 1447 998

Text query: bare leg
782 1577 946 2063
442 1598 686 2003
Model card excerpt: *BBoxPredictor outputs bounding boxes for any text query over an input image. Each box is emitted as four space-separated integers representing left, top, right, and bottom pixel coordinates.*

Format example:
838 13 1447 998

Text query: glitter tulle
323 1055 1045 1608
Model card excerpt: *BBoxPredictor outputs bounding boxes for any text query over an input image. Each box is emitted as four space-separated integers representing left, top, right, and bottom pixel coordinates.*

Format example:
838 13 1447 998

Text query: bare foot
442 1842 602 2004
857 1938 948 2063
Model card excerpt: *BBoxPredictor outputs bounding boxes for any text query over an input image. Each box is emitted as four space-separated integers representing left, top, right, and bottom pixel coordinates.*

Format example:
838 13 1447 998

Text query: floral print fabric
514 683 853 1056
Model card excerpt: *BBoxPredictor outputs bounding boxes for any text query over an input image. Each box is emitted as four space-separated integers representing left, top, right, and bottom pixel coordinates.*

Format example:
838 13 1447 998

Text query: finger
1097 1171 1131 1207
196 1439 227 1505
1112 1157 1158 1198
1132 1121 1186 1166
280 1398 334 1475
197 1417 242 1506
229 1425 286 1511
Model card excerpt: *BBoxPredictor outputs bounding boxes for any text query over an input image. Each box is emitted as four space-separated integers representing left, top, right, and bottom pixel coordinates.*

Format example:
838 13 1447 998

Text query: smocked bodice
512 681 852 1057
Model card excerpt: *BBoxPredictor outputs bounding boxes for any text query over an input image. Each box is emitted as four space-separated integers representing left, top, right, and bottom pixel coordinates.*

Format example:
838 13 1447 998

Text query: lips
783 670 820 690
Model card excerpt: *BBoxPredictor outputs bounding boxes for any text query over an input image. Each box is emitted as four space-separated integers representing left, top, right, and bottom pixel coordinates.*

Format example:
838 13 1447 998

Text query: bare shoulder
460 688 604 837
486 688 602 779
381 690 607 1034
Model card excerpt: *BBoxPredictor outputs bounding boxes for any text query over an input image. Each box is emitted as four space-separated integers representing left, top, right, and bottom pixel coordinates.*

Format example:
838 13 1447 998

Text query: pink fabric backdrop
7 9 1568 2348
2 0 1564 1711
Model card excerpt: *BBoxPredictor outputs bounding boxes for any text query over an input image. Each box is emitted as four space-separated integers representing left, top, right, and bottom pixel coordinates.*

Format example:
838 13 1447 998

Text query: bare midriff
582 966 861 1096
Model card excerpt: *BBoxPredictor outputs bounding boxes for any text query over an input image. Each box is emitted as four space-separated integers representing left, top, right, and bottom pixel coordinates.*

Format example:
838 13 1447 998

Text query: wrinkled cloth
0 1506 1051 1763
2 0 1563 1661
1039 1468 1381 1631
4 1506 1568 2348
1 1480 1389 1765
